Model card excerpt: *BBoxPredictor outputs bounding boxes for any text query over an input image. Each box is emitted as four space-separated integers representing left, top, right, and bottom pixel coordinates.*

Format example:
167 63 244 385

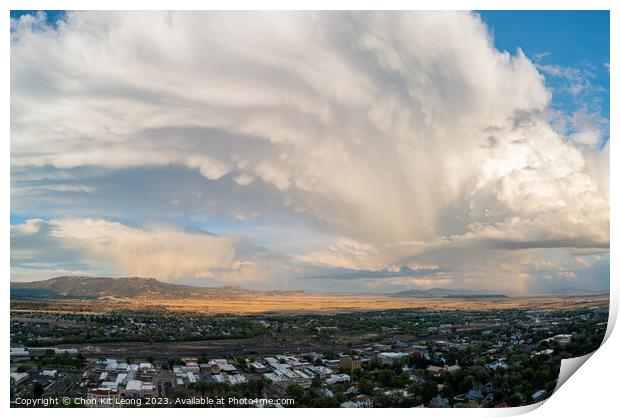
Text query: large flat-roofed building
340 356 362 371
124 380 157 398
87 388 121 407
377 352 409 364
10 372 30 385
250 361 268 373
10 347 29 358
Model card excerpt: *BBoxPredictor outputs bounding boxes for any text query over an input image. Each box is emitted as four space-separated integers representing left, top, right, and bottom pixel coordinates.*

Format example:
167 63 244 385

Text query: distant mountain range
390 288 509 299
10 276 304 300
14 276 601 301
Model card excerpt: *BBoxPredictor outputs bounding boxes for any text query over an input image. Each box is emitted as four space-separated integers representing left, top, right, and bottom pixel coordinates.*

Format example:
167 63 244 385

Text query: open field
10 293 609 315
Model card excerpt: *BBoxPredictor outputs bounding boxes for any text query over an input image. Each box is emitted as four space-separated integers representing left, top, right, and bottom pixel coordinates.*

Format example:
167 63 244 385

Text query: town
10 304 607 408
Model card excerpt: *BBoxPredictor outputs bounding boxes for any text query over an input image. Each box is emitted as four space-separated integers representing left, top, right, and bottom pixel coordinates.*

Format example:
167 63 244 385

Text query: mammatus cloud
10 11 609 293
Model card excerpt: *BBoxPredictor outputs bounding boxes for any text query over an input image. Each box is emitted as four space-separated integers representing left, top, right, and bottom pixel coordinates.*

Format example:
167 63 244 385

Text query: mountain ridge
10 276 304 300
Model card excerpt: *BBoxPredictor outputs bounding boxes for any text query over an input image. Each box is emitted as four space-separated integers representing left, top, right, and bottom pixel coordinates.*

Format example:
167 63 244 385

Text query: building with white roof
123 380 157 398
10 372 29 385
325 374 350 385
101 381 118 390
138 362 153 371
264 357 280 368
228 374 248 385
10 347 29 358
308 366 333 379
212 374 226 383
41 370 57 378
377 352 409 364
105 361 119 371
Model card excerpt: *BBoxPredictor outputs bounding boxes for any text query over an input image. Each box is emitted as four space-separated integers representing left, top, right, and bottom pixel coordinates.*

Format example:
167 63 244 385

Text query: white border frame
2 2 616 418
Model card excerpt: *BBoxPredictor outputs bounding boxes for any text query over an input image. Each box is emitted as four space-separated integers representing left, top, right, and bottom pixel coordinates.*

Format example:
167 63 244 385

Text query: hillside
10 276 303 300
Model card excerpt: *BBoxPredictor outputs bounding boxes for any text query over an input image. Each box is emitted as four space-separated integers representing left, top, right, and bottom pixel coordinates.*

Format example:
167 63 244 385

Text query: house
485 360 508 370
325 373 350 385
532 389 547 402
344 385 359 395
321 388 334 398
531 349 554 357
340 395 373 408
426 364 461 375
543 334 572 345
308 366 333 379
211 374 226 383
138 362 154 372
429 395 450 408
466 389 483 400
228 374 248 385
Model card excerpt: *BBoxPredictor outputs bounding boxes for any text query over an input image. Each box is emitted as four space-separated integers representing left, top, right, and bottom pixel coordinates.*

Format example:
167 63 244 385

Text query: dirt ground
11 293 609 315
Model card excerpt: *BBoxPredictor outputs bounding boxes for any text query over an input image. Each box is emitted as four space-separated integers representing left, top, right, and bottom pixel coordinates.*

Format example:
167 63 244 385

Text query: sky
10 11 610 294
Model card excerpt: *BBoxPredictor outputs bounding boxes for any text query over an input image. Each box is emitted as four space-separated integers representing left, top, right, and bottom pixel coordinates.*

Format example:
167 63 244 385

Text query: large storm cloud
10 11 609 293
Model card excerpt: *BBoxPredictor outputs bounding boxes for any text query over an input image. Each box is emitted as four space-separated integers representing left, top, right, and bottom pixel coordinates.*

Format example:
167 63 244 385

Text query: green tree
194 379 210 396
286 384 305 400
32 382 44 399
169 387 193 406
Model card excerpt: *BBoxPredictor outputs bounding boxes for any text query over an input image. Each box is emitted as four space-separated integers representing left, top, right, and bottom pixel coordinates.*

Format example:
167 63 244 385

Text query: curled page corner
550 301 615 397
553 352 595 393
516 295 616 413
498 353 598 416
495 401 543 416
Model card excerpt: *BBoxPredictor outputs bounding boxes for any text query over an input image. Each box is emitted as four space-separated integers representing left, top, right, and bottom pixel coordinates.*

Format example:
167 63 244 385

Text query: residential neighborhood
10 304 607 408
